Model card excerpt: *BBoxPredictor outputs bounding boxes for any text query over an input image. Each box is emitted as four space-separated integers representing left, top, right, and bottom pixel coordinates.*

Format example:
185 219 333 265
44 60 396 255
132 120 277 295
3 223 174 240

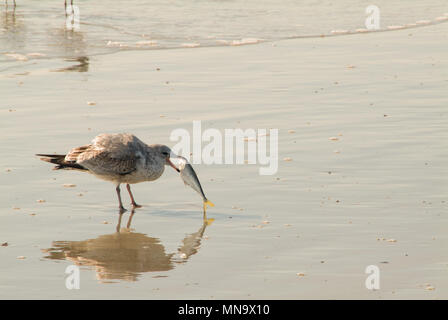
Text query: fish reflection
42 211 213 282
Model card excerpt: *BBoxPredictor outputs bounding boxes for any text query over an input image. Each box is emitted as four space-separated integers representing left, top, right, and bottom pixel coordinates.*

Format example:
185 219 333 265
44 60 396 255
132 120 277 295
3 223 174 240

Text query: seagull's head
154 144 180 173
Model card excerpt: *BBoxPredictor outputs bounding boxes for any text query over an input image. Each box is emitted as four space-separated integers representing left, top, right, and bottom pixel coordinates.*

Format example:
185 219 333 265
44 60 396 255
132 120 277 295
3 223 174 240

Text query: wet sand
1 23 447 299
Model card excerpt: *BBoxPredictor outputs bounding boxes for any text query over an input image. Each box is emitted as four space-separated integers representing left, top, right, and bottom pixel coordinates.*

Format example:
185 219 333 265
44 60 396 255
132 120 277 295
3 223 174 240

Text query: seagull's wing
65 145 92 163
72 133 146 176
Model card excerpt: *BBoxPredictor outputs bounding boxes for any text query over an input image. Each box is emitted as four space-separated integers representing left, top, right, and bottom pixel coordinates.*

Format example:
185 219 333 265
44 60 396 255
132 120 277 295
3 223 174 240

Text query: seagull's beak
167 154 180 172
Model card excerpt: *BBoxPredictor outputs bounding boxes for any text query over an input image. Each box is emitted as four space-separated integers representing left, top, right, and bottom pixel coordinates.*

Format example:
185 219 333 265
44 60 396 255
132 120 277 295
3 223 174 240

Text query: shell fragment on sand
63 184 76 188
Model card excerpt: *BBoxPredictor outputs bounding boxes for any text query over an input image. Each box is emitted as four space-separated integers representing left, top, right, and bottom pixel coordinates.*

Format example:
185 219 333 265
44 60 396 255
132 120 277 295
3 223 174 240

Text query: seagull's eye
162 152 169 156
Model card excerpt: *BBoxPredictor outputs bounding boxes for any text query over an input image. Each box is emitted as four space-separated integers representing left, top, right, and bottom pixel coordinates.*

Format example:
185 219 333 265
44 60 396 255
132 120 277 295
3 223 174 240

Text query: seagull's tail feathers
36 154 88 171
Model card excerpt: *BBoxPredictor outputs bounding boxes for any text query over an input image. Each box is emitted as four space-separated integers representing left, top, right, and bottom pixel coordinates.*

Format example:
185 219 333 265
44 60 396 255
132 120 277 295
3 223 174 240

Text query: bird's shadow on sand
41 210 213 283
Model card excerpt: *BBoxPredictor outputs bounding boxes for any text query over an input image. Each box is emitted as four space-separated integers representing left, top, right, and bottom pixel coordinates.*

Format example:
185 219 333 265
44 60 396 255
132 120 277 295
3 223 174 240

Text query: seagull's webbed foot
119 206 127 214
131 202 142 209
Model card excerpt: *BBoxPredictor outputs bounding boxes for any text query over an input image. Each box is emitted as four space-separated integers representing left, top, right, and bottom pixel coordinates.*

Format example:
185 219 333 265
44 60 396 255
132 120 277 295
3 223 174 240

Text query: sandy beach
1 7 447 299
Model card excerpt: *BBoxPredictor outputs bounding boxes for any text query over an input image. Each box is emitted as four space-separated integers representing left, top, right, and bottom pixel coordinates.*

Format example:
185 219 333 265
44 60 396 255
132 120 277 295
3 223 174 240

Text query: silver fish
177 157 214 211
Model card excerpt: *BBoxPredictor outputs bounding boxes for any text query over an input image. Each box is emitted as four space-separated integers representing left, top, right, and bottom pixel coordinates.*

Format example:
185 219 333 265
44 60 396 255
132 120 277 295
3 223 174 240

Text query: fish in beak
167 152 180 172
176 156 214 215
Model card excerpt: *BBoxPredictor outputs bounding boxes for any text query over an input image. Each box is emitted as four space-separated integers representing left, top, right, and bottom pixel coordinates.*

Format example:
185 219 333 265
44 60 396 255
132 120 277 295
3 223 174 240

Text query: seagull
37 133 180 213
64 0 74 16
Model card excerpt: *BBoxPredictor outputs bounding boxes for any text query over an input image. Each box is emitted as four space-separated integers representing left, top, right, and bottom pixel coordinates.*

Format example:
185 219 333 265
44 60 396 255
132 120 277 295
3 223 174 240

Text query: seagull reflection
4 1 16 9
1 2 26 51
42 211 214 283
53 56 89 72
50 27 89 72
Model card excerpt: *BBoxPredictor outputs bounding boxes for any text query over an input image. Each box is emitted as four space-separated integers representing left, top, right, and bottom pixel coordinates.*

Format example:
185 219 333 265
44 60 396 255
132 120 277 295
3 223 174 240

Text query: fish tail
204 199 215 207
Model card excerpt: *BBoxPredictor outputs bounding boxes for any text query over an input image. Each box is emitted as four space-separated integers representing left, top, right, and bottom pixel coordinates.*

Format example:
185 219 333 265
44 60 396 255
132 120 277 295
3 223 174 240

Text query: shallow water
0 1 447 299
1 0 447 68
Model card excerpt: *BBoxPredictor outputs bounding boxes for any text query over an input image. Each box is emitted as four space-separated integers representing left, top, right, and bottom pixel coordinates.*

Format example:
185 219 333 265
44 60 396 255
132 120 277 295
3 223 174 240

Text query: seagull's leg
126 184 142 208
126 209 135 229
116 184 126 213
71 0 74 15
116 212 123 232
64 0 67 17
